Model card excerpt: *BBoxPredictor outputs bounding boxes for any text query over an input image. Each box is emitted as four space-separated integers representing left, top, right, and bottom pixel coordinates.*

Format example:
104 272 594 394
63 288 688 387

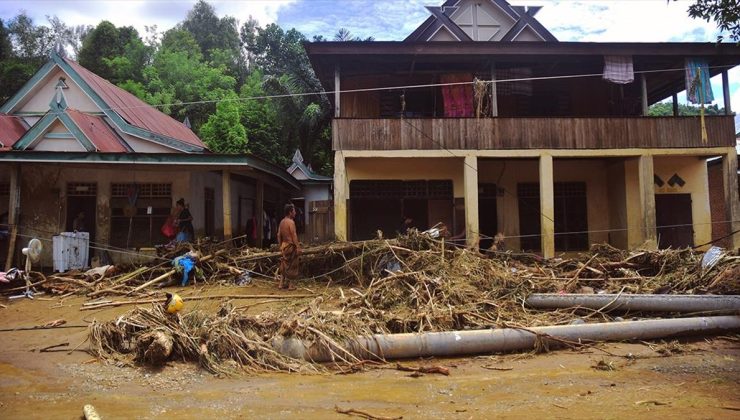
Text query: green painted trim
13 113 57 150
51 55 205 153
44 133 75 139
57 113 96 151
0 60 57 114
13 112 47 116
13 111 96 152
0 152 302 189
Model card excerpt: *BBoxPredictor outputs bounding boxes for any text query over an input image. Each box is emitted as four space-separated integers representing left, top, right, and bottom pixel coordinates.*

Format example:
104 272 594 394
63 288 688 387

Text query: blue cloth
173 255 196 286
685 58 714 104
175 231 192 243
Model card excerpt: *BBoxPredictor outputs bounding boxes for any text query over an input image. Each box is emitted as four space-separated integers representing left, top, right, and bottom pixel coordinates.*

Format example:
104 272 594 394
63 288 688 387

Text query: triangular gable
13 89 129 152
405 0 557 42
0 52 207 153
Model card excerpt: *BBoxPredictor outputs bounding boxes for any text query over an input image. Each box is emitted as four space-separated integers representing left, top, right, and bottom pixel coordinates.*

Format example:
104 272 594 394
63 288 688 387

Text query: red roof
63 57 206 150
0 114 27 147
66 109 129 153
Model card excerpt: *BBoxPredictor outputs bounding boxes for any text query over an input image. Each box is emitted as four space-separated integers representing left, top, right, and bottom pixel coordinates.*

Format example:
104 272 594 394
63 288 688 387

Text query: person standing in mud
277 203 301 290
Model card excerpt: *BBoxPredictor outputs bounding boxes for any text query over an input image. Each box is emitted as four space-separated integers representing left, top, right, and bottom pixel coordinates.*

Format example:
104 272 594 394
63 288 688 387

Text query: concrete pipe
525 294 740 313
273 316 740 363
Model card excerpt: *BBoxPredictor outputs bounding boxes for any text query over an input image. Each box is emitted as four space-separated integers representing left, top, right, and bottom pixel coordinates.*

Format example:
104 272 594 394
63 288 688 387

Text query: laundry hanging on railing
440 73 474 117
602 55 634 84
685 58 714 104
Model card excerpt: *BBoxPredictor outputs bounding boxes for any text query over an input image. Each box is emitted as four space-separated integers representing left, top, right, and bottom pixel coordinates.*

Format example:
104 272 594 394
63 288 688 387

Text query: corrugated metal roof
62 57 206 149
0 114 27 147
66 109 129 153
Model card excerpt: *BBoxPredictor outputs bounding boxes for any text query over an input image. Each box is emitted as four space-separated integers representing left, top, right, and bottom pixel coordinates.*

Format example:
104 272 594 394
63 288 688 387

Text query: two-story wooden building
305 0 740 257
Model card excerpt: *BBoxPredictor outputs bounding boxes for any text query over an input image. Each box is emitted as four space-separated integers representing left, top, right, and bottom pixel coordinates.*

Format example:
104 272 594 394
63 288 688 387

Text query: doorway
478 183 498 250
655 194 693 249
65 182 97 243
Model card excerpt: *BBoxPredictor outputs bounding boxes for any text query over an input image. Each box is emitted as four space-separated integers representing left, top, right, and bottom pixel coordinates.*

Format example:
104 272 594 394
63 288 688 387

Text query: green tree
181 1 244 84
78 21 148 83
199 92 247 153
0 19 12 60
239 70 285 165
7 12 53 59
685 0 740 41
648 102 725 116
122 28 236 132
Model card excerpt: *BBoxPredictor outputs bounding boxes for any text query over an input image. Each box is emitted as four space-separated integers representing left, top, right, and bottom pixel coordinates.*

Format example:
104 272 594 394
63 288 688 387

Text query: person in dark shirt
175 198 194 243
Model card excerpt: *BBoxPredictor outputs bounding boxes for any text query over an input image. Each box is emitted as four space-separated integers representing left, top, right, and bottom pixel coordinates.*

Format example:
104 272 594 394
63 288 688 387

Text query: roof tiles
0 114 28 147
66 109 129 153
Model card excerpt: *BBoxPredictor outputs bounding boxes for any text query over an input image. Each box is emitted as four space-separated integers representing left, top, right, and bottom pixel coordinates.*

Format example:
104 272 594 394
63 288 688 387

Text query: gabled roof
62 58 205 149
287 149 332 183
0 52 207 153
66 109 131 153
405 0 556 42
0 114 27 148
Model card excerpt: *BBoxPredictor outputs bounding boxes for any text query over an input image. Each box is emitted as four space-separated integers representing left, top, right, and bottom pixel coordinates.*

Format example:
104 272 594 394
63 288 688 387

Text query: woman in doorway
175 198 194 243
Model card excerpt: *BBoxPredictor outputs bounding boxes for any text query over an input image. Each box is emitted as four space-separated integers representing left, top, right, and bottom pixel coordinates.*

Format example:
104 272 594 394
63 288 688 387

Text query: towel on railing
603 55 634 84
685 58 714 104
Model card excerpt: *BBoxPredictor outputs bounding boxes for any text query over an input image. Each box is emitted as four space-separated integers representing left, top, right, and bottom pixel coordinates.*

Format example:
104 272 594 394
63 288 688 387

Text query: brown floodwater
0 285 738 419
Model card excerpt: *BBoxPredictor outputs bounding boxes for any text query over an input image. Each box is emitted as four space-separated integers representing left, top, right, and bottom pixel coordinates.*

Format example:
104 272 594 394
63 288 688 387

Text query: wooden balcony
333 116 736 151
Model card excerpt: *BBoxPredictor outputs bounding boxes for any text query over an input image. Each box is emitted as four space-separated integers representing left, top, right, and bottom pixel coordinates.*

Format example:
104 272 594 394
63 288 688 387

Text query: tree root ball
135 329 174 365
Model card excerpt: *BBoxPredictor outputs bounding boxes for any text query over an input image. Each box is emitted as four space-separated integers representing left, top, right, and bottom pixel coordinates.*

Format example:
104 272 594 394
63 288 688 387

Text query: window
517 182 589 252
110 183 172 248
67 183 97 196
0 183 9 196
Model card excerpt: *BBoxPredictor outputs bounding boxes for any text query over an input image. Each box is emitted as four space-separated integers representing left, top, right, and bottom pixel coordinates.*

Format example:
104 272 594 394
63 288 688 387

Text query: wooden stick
335 406 402 420
396 362 450 376
81 293 315 310
127 250 227 295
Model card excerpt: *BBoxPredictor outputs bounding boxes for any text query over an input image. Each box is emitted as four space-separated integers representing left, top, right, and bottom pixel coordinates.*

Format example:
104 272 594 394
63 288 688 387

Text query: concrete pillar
4 164 20 271
222 170 232 242
95 181 111 248
334 151 349 241
255 179 264 245
334 65 341 118
638 155 657 248
641 74 649 116
722 70 732 115
463 155 479 249
539 154 555 259
672 93 679 116
723 148 740 249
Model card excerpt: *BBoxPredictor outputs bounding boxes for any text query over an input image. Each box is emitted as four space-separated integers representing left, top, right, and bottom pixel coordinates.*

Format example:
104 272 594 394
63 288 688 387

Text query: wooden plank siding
333 116 736 150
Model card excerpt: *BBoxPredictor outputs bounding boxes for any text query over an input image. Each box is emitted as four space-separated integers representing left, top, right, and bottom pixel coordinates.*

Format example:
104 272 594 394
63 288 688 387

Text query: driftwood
395 362 450 376
335 406 403 420
81 293 315 310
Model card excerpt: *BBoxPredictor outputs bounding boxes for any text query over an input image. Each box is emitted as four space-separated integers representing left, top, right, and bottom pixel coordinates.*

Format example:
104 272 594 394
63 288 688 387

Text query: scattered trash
236 271 252 286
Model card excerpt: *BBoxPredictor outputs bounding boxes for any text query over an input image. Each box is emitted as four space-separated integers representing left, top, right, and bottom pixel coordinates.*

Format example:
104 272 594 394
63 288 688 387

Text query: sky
1 0 739 112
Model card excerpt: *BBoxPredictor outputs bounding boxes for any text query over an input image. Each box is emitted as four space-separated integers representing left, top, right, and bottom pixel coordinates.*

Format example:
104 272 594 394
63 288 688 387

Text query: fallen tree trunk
525 294 740 313
273 316 740 363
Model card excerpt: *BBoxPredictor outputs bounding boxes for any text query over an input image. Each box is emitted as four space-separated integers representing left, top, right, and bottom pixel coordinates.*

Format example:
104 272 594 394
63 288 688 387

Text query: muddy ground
0 283 738 419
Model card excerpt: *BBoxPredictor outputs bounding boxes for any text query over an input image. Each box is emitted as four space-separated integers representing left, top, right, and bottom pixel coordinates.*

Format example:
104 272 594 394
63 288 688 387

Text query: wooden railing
333 116 736 150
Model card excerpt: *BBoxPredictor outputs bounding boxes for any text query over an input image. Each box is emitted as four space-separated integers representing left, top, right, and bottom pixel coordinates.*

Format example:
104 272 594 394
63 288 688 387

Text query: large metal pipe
525 294 740 313
273 316 740 363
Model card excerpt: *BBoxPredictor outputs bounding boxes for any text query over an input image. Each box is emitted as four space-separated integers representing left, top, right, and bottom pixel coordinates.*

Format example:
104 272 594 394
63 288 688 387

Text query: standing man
175 198 194 243
277 203 300 290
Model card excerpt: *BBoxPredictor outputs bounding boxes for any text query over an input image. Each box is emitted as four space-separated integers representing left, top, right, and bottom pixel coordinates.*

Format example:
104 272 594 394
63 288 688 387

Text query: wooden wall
333 116 736 150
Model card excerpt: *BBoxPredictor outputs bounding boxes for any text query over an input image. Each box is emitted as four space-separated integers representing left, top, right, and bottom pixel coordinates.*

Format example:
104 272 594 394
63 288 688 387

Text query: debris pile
65 232 740 374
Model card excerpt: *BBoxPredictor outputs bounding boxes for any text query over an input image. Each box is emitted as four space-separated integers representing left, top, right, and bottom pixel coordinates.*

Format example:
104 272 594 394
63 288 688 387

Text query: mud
1 285 738 419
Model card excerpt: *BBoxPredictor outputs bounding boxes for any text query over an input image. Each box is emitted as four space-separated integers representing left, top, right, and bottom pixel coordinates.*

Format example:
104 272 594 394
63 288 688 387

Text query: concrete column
463 155 479 249
490 63 498 117
4 164 20 271
222 170 232 242
638 154 657 248
95 181 111 248
672 93 679 116
539 154 555 259
640 74 648 116
722 148 740 249
334 151 349 241
255 179 264 245
722 70 732 115
334 65 341 118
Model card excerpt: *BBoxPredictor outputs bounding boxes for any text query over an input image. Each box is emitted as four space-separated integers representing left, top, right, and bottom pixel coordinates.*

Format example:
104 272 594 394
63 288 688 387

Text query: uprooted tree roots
85 232 740 375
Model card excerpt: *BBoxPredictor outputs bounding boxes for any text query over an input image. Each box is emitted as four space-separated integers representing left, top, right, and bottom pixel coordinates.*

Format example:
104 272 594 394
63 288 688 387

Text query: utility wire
72 63 738 113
